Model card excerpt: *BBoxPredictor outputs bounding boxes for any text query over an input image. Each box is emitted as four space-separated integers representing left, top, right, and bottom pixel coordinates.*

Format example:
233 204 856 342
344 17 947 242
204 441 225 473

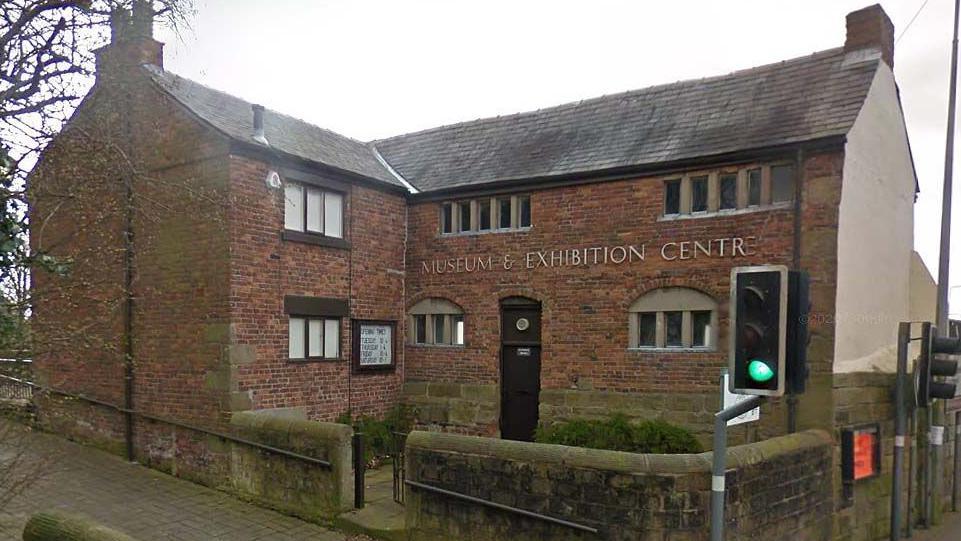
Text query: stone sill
438 226 532 238
281 230 350 249
627 347 716 354
658 201 793 222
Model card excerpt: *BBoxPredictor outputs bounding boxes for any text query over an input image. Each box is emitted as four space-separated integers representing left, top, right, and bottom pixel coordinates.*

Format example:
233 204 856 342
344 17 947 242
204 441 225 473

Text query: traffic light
729 266 809 396
917 322 960 406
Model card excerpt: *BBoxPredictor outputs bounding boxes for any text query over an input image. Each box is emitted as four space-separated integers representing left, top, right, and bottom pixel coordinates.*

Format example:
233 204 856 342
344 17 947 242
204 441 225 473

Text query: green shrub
534 414 702 454
338 404 417 464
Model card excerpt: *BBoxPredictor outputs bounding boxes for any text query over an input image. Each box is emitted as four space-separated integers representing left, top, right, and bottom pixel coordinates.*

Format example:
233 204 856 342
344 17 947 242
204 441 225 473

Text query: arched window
628 288 718 350
409 298 465 346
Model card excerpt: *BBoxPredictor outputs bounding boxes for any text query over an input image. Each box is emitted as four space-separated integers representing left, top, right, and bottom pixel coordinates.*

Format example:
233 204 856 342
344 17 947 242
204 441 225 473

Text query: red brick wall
227 156 406 421
31 54 234 437
405 151 844 434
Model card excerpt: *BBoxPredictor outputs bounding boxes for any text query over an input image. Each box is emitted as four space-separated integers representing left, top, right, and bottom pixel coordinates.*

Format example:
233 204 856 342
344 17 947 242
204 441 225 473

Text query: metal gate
392 431 408 504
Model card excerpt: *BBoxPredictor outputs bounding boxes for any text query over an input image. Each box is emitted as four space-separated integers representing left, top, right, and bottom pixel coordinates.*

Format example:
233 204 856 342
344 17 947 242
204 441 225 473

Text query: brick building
31 0 925 476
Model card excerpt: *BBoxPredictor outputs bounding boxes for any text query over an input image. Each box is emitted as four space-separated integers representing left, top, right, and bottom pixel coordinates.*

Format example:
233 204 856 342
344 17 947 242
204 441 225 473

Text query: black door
500 299 542 441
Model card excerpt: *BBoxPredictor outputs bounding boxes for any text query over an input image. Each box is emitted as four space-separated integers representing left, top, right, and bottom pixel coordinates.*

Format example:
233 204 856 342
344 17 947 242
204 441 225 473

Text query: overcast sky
156 0 960 312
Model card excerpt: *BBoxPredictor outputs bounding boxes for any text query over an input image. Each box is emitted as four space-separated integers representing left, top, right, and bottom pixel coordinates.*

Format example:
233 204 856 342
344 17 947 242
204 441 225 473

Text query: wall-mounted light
265 170 282 189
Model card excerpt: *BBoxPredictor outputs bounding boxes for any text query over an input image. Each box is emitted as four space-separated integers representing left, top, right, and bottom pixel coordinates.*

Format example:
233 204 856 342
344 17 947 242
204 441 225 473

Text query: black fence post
353 431 365 509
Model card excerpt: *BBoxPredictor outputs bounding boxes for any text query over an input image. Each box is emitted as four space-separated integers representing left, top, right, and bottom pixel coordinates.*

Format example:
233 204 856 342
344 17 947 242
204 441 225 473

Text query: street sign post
721 370 760 427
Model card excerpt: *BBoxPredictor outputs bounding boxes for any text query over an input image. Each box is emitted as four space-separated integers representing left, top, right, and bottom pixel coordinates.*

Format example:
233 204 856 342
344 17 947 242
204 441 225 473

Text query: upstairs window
629 287 717 350
719 173 737 210
771 164 796 203
284 182 344 238
661 163 794 218
691 176 708 213
664 179 681 215
440 203 454 234
409 298 465 346
747 168 762 207
440 195 532 235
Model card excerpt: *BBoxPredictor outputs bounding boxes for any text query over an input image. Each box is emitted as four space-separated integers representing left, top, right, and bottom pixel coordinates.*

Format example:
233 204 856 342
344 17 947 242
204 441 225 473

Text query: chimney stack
844 4 895 68
252 104 269 146
131 0 155 40
95 3 164 77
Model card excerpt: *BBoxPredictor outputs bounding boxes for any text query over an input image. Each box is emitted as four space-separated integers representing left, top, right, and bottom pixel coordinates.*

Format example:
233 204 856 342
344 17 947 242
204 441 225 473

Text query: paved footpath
0 423 362 541
911 510 961 541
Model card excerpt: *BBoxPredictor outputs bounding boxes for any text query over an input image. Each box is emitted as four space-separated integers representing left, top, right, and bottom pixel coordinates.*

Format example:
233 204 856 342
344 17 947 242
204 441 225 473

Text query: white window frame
288 316 341 360
284 181 345 239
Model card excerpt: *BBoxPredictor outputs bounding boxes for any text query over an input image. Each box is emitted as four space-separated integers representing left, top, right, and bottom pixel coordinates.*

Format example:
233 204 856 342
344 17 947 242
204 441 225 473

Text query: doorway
499 297 542 441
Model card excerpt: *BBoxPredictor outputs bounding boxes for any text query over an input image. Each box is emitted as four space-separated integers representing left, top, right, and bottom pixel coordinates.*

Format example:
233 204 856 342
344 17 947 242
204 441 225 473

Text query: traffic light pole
710 394 765 541
890 322 910 540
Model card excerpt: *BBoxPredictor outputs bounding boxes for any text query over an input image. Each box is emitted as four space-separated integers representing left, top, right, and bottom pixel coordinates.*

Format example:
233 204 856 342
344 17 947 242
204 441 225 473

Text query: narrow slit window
771 164 795 203
433 315 448 345
664 179 681 215
458 202 472 232
478 199 492 231
498 198 512 229
452 315 465 345
440 203 453 234
719 174 737 210
665 311 683 347
638 313 656 347
747 169 762 207
692 311 712 348
518 196 531 228
413 315 427 344
691 176 708 212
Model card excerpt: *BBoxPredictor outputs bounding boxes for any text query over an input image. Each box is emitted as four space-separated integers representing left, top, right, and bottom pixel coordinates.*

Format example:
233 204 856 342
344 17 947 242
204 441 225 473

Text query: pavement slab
0 422 368 541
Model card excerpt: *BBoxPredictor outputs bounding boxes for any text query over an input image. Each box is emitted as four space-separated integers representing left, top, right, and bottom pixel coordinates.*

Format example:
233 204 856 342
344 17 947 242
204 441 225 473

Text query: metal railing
0 373 332 469
405 479 598 534
0 373 33 401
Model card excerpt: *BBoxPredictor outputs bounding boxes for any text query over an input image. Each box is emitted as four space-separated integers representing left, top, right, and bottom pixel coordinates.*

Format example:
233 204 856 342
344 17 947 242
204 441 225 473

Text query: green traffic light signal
748 359 775 383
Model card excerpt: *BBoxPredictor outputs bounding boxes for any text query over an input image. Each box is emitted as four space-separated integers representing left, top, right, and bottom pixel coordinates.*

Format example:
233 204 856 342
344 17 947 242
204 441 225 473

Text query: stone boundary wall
405 429 832 540
831 372 959 541
32 396 354 522
403 382 769 446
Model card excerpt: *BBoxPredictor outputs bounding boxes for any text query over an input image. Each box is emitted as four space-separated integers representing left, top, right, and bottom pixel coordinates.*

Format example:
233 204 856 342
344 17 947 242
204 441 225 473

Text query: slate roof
144 48 882 194
373 48 881 193
143 65 402 187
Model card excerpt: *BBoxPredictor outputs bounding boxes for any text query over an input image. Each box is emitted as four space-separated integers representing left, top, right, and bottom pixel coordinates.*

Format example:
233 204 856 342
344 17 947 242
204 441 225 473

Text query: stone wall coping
230 411 352 445
407 429 831 474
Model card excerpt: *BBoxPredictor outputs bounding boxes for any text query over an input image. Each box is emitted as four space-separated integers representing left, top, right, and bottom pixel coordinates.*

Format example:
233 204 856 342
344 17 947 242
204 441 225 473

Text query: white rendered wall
833 62 916 373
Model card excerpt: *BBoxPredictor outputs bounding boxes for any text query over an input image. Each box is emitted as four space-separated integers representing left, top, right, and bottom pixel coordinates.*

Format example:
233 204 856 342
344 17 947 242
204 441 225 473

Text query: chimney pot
845 4 895 68
131 0 155 40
